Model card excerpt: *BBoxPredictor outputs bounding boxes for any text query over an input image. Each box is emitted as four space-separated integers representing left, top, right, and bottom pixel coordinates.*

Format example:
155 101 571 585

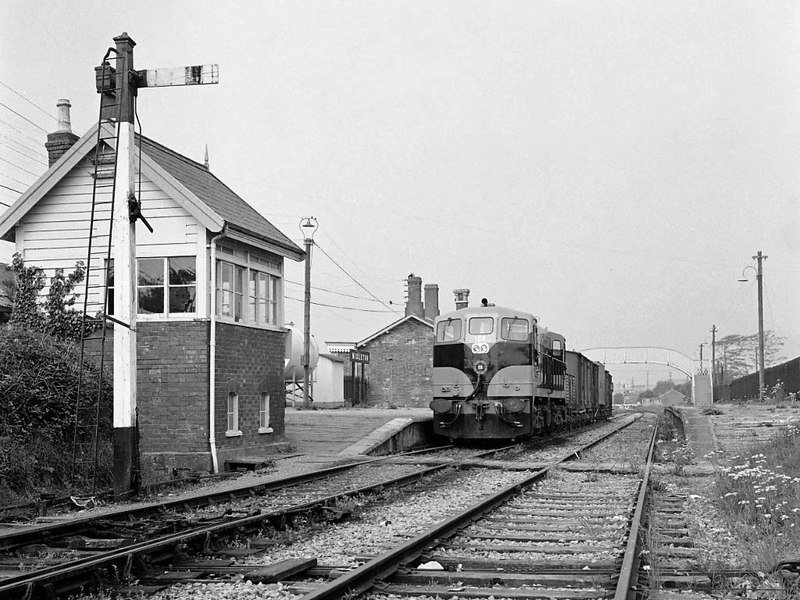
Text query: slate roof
0 123 303 261
357 314 433 347
138 136 301 257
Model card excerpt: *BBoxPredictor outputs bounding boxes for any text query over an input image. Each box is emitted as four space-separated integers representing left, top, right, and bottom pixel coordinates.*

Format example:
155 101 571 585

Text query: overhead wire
285 295 394 313
0 155 42 179
0 140 48 166
284 278 392 303
0 132 48 160
313 240 402 315
0 81 59 123
0 101 48 133
0 117 46 146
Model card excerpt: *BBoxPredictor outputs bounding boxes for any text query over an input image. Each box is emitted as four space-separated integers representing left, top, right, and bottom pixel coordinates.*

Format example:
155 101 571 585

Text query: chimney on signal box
405 274 424 318
454 288 470 310
424 284 439 320
45 99 79 166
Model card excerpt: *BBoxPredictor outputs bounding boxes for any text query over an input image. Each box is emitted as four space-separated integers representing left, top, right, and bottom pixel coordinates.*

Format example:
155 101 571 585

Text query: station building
0 100 304 477
325 274 440 408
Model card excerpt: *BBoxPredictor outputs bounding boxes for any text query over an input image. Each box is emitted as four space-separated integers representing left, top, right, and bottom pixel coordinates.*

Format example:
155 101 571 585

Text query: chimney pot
453 288 471 310
45 99 80 167
56 99 73 133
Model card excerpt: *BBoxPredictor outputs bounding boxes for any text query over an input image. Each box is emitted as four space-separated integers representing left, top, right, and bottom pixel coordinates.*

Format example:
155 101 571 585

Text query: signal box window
469 317 494 335
137 256 196 315
226 392 240 436
436 319 462 342
501 318 529 341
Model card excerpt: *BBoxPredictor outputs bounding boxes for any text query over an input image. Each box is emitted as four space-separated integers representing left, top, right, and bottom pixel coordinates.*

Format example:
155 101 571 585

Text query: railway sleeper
373 583 609 599
392 569 614 587
420 554 619 572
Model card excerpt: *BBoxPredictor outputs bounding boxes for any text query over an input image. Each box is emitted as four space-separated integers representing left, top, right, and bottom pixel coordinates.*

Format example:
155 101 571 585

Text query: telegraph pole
107 33 218 495
755 251 767 401
711 324 716 402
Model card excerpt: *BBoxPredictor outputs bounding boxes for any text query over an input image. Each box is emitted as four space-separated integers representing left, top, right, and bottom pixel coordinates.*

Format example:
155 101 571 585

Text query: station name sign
349 350 370 364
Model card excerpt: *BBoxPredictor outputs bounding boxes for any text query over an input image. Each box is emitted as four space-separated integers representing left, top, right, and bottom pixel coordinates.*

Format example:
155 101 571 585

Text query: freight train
429 304 612 441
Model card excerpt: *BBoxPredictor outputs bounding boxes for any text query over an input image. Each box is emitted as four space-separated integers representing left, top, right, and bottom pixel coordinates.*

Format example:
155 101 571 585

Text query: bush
0 327 113 500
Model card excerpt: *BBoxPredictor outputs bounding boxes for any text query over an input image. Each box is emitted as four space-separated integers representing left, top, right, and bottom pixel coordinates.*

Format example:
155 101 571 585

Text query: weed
713 424 800 572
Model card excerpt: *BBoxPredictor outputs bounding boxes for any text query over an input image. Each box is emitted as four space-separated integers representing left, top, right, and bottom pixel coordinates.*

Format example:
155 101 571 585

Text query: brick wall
361 319 433 408
214 322 287 463
137 321 210 455
83 321 288 476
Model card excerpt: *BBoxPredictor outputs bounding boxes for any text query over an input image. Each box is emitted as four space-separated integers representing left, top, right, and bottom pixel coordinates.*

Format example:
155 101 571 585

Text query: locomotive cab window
553 339 564 359
468 317 494 335
436 318 462 342
501 318 529 341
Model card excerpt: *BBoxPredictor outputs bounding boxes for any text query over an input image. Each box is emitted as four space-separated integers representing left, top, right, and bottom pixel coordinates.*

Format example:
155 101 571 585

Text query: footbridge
580 346 696 377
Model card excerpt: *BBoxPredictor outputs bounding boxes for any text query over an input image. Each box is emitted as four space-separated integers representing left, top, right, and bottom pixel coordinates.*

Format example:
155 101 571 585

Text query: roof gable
0 125 303 261
357 314 433 347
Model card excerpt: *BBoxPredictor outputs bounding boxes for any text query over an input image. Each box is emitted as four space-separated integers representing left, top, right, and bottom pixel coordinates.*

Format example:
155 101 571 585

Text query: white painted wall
18 153 200 314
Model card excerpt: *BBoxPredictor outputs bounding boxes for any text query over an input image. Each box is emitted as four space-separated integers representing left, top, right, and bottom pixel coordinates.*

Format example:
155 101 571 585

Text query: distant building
657 389 687 406
313 353 345 408
355 274 438 408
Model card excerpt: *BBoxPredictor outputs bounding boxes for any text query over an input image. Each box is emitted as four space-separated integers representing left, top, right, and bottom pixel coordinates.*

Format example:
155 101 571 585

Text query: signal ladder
70 48 127 495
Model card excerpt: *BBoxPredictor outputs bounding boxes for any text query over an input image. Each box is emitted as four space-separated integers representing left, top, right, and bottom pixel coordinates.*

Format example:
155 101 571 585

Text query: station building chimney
424 284 439 320
405 273 424 318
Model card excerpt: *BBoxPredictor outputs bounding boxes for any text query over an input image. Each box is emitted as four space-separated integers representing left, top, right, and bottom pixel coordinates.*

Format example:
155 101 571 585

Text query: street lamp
299 217 318 409
738 251 767 401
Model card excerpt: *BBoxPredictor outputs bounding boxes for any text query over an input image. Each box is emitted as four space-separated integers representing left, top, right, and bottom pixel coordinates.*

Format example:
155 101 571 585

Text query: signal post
107 33 217 495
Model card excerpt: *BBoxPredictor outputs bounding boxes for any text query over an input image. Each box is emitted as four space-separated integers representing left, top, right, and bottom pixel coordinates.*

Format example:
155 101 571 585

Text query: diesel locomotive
429 304 612 441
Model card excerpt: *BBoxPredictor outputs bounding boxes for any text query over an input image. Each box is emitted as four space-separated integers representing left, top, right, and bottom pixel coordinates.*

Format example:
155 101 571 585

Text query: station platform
282 406 432 459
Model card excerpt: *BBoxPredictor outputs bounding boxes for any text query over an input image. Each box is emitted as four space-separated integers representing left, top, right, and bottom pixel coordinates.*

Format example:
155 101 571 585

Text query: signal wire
314 241 402 315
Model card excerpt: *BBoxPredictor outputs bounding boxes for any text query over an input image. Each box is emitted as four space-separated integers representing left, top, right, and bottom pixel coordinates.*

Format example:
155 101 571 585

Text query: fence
715 356 800 402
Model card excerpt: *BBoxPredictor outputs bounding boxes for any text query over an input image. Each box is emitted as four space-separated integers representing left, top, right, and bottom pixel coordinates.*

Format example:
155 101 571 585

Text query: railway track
284 418 656 600
0 444 528 598
0 415 645 598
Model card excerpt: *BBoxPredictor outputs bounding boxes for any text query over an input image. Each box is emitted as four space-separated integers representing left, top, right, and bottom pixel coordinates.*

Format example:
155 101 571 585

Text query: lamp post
738 251 767 401
299 217 318 409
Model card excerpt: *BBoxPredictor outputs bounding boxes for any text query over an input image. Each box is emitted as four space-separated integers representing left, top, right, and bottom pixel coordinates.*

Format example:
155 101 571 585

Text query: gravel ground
72 404 800 599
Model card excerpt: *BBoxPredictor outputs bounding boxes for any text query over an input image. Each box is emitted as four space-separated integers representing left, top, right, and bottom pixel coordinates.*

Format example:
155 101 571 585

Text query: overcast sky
2 1 798 385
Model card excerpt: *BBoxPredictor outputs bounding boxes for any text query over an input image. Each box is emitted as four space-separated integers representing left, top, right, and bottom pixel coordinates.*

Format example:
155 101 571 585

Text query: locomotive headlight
503 398 525 413
473 360 488 375
430 398 453 413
